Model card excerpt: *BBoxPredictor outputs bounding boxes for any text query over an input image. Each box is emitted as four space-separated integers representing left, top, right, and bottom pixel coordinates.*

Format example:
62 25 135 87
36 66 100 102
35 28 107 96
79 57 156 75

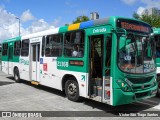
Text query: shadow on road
0 81 15 86
6 76 66 98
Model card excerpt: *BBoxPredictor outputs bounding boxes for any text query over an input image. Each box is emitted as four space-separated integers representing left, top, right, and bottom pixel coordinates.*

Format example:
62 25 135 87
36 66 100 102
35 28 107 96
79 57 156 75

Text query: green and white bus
153 28 160 97
1 16 157 106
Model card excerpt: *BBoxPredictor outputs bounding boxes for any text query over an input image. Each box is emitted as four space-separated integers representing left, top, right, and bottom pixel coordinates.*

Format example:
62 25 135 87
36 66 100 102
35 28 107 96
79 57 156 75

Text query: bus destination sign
117 19 151 33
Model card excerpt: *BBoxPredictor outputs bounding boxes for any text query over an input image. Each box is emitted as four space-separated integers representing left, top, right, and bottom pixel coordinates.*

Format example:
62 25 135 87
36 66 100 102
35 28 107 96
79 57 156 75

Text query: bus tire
65 78 80 102
14 68 20 83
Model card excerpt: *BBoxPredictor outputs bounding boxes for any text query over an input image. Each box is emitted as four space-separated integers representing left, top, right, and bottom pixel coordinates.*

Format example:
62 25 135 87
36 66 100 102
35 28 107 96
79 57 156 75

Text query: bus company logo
20 59 29 65
2 112 11 117
2 112 42 118
93 28 106 34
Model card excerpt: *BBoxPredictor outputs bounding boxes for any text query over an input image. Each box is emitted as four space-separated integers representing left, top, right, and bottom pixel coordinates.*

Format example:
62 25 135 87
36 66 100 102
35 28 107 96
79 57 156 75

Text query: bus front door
89 34 112 103
30 43 40 82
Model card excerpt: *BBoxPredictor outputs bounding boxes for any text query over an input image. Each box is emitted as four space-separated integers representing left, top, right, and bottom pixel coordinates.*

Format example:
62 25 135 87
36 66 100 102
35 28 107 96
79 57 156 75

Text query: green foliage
133 12 160 27
72 15 89 24
140 14 160 28
133 12 140 19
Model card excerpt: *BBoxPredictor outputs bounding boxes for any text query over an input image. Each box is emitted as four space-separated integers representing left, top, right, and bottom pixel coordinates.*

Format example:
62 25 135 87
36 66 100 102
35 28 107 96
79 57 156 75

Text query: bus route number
57 61 69 68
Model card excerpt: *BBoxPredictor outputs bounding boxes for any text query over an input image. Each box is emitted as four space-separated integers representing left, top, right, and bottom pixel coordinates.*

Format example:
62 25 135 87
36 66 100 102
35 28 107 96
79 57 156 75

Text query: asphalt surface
0 69 160 120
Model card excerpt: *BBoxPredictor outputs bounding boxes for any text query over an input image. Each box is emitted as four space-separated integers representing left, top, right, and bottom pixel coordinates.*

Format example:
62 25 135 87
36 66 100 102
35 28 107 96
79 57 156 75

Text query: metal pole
16 17 20 36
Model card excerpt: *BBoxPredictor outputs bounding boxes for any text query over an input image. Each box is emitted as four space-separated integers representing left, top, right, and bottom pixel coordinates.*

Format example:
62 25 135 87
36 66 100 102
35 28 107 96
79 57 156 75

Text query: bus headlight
117 80 131 92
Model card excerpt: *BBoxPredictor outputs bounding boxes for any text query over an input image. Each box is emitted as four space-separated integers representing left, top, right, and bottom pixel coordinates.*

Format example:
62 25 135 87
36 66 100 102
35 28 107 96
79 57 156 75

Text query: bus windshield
118 33 156 74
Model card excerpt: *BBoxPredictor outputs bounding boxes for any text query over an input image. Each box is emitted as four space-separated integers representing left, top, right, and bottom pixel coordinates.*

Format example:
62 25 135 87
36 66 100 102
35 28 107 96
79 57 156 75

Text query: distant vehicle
153 28 160 97
1 16 157 106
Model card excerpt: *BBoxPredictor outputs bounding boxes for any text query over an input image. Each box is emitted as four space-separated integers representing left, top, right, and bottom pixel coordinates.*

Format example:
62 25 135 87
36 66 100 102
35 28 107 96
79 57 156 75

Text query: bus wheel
65 79 80 102
14 68 20 83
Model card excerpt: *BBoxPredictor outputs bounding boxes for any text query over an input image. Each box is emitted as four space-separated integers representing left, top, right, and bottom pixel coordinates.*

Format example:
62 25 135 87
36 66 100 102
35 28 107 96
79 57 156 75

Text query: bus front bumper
112 85 157 106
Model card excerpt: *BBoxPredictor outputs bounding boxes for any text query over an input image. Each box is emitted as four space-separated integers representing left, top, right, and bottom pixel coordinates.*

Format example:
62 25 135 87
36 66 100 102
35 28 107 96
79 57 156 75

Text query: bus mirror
119 36 126 49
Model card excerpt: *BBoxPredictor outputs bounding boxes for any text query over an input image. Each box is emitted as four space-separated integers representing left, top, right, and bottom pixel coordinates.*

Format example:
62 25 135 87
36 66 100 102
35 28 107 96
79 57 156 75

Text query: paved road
0 70 160 119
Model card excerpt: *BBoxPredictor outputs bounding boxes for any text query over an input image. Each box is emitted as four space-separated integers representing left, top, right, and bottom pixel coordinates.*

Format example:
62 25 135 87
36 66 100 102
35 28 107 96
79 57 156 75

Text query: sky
0 0 160 42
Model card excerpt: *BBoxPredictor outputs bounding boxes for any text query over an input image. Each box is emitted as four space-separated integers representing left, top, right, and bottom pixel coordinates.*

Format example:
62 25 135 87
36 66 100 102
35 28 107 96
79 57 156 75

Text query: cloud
52 17 62 27
141 0 160 8
20 9 35 22
121 0 160 15
137 6 145 15
136 0 160 15
121 0 138 5
26 19 54 33
0 6 18 41
0 6 55 43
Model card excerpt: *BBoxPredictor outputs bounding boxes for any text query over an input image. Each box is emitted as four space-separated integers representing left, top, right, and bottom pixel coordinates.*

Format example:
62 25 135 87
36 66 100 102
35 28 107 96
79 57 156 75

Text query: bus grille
135 91 148 98
132 84 152 91
128 77 153 84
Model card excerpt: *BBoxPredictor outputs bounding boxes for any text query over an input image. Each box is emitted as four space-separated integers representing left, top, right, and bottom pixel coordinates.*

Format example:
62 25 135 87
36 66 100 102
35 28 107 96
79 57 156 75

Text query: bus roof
3 36 21 43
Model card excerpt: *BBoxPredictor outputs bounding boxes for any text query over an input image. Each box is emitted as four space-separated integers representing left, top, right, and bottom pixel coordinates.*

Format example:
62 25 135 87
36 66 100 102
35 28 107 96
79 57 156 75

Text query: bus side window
64 30 84 57
14 41 21 56
45 34 63 57
2 43 8 56
42 36 45 57
64 33 72 56
45 35 51 57
21 39 29 57
50 34 63 57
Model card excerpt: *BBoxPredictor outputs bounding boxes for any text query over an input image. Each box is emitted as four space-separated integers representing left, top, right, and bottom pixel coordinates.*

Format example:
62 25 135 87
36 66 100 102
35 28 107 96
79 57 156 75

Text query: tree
140 14 160 28
133 12 140 19
72 15 89 24
133 12 160 27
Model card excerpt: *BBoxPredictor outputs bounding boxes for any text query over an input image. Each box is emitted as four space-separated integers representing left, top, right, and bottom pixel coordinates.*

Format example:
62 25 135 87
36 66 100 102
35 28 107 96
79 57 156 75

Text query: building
142 7 160 16
90 12 99 20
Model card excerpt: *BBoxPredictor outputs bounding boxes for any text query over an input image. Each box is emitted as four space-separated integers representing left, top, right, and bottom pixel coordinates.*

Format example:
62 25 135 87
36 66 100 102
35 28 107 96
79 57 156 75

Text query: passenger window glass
45 34 62 57
42 36 45 57
2 43 8 56
64 30 84 57
21 39 29 56
14 41 21 56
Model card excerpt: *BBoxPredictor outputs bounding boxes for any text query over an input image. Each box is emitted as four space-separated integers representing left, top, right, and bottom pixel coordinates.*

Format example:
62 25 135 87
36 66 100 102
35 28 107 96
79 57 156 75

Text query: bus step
31 81 39 85
93 86 110 96
91 96 102 102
